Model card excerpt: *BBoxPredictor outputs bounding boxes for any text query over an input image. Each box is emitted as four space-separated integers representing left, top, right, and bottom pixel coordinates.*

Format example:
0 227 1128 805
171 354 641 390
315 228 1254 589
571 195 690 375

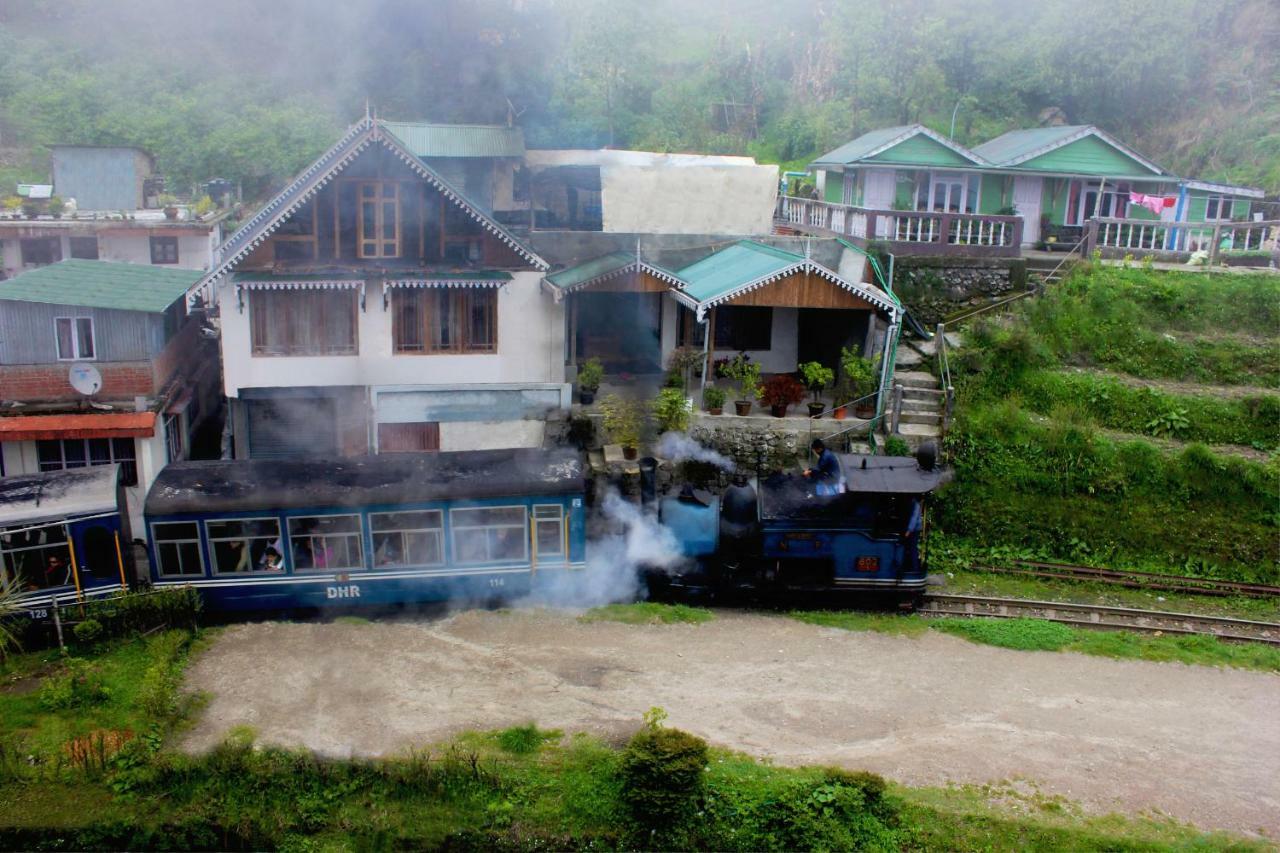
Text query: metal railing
806 390 882 454
776 195 1023 255
1084 217 1279 263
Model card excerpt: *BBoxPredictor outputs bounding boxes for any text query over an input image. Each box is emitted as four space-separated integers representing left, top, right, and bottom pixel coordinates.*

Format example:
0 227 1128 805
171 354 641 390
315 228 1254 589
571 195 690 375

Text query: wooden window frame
357 181 401 259
1204 195 1234 222
54 316 96 361
249 288 360 357
150 236 179 264
392 287 498 355
273 199 319 261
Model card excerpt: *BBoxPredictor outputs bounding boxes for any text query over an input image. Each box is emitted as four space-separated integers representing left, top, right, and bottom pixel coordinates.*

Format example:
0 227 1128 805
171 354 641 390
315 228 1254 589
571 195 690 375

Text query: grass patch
495 723 562 754
790 609 930 636
788 612 1280 673
332 615 371 625
580 602 714 625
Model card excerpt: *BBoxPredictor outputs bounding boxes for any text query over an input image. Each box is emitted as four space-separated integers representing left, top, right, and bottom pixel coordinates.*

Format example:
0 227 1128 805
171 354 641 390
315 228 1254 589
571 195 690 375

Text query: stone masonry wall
893 257 1028 327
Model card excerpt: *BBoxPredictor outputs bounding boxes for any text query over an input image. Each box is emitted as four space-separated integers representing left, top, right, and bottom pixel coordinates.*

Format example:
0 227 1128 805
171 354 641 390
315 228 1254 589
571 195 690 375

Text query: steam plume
655 431 734 470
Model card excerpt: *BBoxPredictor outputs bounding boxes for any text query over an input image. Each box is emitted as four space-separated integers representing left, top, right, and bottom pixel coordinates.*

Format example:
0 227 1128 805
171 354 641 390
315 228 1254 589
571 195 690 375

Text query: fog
2 0 1274 192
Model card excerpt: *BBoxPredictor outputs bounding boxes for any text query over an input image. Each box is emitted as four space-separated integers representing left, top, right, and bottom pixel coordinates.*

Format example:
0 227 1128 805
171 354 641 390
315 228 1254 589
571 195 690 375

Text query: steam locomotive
649 443 949 603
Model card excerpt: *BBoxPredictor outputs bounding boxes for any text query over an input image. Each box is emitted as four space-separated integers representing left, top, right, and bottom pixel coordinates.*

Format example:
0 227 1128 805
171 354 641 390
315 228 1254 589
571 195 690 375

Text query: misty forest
1 0 1278 194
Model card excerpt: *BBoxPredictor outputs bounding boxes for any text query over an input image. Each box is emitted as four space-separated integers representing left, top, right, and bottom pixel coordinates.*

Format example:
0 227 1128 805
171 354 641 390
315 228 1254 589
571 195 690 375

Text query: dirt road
181 609 1280 838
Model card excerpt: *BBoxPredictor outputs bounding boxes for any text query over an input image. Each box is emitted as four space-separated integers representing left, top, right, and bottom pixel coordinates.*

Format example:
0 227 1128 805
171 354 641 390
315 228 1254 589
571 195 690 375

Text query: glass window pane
454 529 490 563
288 515 364 571
55 318 73 360
88 438 111 464
62 441 87 467
155 521 199 540
536 521 564 556
405 531 442 564
76 318 94 358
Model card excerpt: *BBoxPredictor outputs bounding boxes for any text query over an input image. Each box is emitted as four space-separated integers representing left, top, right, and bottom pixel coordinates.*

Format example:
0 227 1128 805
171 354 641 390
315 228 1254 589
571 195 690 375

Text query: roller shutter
246 398 338 460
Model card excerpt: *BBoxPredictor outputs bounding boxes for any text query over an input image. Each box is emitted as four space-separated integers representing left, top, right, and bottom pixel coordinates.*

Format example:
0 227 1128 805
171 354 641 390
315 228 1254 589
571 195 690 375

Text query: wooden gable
723 268 876 311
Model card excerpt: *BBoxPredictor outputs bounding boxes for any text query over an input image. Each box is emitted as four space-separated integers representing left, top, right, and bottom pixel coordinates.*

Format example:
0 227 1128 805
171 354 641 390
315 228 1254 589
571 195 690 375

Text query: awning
232 274 366 312
381 272 512 309
0 411 156 441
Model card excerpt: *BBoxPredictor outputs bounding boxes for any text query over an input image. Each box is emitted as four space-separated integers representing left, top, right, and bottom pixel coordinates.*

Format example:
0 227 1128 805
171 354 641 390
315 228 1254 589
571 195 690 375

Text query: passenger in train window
260 547 284 572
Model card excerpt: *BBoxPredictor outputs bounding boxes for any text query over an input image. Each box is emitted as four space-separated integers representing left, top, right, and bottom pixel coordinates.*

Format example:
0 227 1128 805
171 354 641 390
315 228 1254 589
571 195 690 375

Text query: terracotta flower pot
734 401 752 416
707 406 723 416
855 404 876 419
833 406 848 420
807 402 825 418
622 445 638 461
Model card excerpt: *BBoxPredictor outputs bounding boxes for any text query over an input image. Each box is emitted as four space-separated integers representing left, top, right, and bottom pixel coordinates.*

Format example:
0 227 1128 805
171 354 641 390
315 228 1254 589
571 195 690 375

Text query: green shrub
79 587 201 643
620 717 708 832
496 724 560 755
702 385 726 410
652 387 690 433
72 618 103 645
883 435 911 457
39 658 109 710
576 357 604 391
136 631 190 720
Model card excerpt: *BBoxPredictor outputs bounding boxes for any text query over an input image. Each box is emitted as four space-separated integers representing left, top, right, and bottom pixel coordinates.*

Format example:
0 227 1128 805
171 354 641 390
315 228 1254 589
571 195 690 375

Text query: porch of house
775 195 1023 258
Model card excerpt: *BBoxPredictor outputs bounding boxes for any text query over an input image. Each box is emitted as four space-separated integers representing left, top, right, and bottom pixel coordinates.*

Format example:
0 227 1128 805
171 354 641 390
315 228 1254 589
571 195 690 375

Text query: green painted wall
978 174 1007 214
1042 178 1069 226
822 169 843 203
866 134 973 167
1183 193 1251 223
1020 134 1157 178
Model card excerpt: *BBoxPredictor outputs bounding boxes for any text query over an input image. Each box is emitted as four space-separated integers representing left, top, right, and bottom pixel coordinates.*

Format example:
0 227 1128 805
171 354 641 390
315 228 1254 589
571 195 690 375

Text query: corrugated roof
676 241 804 303
0 412 156 442
811 124 985 168
379 121 525 158
972 126 1089 164
544 252 636 290
0 260 201 313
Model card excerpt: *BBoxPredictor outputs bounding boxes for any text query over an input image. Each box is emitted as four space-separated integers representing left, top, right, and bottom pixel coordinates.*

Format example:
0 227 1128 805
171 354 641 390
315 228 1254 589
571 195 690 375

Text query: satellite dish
69 363 103 396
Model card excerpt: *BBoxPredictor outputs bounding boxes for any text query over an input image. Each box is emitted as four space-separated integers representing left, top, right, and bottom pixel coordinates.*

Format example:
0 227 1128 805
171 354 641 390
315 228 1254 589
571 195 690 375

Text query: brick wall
0 362 155 402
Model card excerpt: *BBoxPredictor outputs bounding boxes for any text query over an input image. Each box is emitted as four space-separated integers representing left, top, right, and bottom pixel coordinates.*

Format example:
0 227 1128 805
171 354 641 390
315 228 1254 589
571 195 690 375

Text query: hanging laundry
1128 192 1168 216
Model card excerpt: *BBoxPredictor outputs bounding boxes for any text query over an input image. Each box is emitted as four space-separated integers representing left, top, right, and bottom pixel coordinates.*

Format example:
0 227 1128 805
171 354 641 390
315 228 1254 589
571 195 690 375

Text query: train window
287 514 364 571
1 522 72 591
205 518 283 574
450 506 528 565
533 505 565 559
369 510 444 567
152 522 205 577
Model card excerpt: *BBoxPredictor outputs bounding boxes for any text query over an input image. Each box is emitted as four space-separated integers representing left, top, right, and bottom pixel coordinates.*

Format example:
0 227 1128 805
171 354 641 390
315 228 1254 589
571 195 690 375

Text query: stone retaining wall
893 256 1028 326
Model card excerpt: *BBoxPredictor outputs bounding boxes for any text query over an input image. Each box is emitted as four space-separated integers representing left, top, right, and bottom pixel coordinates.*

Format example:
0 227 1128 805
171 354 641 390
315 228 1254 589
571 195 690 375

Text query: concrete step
902 386 944 401
894 347 925 367
894 370 940 390
899 410 943 425
897 422 942 439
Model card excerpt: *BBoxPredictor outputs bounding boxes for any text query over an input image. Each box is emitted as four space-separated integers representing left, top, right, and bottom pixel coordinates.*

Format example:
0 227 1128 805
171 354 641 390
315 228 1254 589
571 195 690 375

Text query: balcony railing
775 195 1023 257
1085 217 1279 264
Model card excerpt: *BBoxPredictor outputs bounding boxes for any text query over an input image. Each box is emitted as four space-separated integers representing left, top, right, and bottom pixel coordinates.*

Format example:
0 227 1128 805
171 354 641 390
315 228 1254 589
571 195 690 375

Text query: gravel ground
181 609 1280 839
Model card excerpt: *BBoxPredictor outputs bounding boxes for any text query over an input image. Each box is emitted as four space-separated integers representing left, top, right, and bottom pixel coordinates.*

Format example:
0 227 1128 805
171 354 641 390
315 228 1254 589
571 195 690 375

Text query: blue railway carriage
142 448 586 613
0 466 133 621
655 447 950 602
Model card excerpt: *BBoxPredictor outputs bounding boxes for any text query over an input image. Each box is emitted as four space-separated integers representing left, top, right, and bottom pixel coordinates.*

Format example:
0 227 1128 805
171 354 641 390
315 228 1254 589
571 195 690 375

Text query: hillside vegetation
937 265 1280 583
1 0 1277 197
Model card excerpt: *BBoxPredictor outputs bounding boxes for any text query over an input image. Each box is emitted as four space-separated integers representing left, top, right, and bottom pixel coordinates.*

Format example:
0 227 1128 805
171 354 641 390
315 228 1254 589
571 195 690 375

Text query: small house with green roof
0 259 221 528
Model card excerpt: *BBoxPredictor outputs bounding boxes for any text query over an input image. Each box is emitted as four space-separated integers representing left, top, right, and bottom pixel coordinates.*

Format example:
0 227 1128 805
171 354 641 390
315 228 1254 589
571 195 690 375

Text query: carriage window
206 518 283 574
450 506 527 565
0 522 72 591
152 521 204 577
370 510 444 567
287 514 363 571
533 505 564 558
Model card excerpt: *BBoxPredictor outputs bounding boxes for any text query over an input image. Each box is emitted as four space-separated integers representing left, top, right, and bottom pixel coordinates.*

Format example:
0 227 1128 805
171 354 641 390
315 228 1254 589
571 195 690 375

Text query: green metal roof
0 260 202 313
232 271 512 282
676 241 804 303
379 121 525 158
811 124 984 169
973 125 1167 176
544 252 635 290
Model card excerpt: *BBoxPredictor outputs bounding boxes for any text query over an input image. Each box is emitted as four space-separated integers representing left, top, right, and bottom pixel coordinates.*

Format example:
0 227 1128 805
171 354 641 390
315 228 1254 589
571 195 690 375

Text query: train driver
802 439 844 496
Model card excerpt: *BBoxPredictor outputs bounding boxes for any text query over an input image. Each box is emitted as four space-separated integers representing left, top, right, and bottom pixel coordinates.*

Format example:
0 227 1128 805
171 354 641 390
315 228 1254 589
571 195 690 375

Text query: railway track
970 560 1280 599
919 593 1280 646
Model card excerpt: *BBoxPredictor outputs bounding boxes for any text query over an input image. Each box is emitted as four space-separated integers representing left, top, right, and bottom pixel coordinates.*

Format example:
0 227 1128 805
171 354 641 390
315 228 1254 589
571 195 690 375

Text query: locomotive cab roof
145 448 585 516
837 453 952 495
0 465 121 527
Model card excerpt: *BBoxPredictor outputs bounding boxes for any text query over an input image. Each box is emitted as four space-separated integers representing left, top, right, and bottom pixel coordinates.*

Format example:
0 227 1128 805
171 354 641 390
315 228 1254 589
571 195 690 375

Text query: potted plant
576 357 604 405
702 385 726 415
760 374 807 418
652 387 691 433
22 199 40 219
722 353 761 416
799 361 834 418
665 346 703 394
840 346 879 418
47 196 65 219
158 193 180 220
599 394 644 460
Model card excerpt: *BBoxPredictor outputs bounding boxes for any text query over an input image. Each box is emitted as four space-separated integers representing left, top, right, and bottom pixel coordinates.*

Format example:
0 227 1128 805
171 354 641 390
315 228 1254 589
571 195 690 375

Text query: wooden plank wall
725 269 874 311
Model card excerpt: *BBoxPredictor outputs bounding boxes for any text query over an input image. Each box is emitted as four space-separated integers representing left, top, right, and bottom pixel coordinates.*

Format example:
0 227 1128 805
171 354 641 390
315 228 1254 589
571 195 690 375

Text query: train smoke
655 431 734 470
519 488 685 608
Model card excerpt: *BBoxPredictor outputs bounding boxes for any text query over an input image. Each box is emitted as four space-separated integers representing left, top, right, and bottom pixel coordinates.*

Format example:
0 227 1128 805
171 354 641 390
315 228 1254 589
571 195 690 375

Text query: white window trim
1203 195 1234 222
204 516 284 576
915 171 980 215
150 521 207 578
449 504 529 566
54 316 96 361
532 503 566 559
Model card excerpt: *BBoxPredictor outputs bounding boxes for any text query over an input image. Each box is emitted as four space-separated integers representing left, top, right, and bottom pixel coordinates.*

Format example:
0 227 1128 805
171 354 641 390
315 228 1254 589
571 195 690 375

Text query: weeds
580 602 715 625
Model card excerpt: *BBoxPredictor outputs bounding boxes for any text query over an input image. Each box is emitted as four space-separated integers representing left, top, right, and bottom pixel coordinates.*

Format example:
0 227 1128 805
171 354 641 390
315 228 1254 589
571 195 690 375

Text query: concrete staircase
892 370 944 446
1024 249 1080 285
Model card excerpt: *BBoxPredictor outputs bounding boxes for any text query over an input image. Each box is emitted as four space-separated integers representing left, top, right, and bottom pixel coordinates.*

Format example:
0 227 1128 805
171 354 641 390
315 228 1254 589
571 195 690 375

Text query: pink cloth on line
1129 192 1172 215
